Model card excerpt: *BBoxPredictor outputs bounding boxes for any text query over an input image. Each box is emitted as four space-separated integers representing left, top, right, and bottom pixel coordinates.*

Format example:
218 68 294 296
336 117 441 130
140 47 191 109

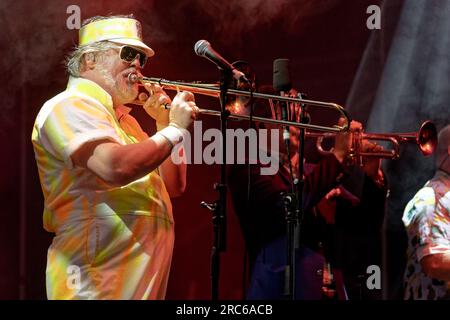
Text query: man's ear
83 52 96 70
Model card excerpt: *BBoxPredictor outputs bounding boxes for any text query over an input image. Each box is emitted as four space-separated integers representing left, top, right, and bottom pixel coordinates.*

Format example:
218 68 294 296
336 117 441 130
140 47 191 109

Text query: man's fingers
373 144 385 153
177 91 195 102
143 83 155 95
362 140 385 153
158 95 172 107
138 92 149 103
350 120 363 132
325 187 341 200
144 83 166 96
191 104 200 120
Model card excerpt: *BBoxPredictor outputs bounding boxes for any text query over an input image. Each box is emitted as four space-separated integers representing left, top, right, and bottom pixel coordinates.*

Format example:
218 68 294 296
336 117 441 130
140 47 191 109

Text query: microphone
273 58 292 92
194 40 249 83
273 58 292 144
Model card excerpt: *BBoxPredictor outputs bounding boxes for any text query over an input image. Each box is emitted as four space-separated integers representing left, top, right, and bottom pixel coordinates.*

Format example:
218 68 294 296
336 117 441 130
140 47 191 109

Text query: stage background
0 0 448 299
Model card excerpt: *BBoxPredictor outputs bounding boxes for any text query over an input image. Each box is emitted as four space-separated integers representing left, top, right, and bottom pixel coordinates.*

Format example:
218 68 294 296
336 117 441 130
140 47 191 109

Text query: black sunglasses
119 45 148 68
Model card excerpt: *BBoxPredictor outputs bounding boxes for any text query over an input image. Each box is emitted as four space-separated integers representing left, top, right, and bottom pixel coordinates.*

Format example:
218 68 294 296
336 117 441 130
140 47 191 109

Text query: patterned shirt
402 170 450 300
32 77 173 232
32 77 174 299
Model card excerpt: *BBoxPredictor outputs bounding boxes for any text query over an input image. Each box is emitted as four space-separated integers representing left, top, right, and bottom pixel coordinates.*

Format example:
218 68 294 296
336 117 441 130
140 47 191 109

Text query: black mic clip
296 92 311 125
280 192 297 220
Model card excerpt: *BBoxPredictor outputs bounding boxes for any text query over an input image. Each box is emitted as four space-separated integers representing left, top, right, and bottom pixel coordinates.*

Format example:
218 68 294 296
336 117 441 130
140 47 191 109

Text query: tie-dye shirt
32 77 174 299
402 170 450 300
32 77 173 232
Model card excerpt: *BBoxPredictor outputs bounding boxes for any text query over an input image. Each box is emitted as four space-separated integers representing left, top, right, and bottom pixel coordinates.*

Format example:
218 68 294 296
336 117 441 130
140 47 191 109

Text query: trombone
306 120 437 165
128 74 351 134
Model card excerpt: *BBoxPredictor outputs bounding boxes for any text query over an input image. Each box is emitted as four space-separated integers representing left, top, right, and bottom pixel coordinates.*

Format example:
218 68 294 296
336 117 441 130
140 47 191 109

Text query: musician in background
403 125 450 300
32 14 198 299
228 88 388 300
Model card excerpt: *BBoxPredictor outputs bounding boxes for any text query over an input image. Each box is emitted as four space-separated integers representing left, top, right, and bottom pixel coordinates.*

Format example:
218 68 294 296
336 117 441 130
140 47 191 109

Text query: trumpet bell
309 120 437 165
417 120 437 156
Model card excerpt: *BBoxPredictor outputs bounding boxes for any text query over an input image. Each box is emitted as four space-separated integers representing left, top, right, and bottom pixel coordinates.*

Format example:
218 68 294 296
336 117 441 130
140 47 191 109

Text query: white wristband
157 125 184 146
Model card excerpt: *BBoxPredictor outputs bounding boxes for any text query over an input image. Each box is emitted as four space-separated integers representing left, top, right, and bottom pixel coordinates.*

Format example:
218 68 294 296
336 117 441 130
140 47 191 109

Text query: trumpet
306 120 437 165
128 74 351 134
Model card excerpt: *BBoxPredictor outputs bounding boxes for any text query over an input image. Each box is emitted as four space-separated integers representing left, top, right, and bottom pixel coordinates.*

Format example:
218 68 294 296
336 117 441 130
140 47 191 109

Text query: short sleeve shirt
32 77 173 232
402 170 450 299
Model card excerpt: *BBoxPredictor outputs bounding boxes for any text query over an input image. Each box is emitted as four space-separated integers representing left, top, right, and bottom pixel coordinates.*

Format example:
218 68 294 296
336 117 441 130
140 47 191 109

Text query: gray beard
98 68 135 104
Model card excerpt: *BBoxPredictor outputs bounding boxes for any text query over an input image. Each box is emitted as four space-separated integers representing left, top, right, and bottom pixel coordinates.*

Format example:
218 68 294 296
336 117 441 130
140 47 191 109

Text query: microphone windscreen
273 58 292 92
194 40 210 56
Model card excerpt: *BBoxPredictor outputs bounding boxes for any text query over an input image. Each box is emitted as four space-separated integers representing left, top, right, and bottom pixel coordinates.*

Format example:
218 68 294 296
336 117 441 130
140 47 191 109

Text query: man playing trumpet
32 14 198 299
228 87 388 300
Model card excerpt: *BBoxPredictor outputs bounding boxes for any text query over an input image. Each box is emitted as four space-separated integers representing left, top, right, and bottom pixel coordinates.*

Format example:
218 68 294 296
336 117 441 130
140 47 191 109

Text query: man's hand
169 91 199 129
143 83 171 126
333 118 362 164
142 84 199 130
361 140 384 179
317 187 341 224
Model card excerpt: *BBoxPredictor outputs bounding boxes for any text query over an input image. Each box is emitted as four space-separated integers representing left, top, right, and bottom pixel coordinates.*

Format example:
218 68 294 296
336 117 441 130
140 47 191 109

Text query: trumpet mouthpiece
128 73 140 84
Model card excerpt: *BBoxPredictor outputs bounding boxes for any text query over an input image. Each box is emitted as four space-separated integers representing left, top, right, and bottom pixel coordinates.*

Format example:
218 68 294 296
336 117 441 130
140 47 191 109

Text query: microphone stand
281 97 296 300
282 178 297 301
283 93 308 300
201 69 232 301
